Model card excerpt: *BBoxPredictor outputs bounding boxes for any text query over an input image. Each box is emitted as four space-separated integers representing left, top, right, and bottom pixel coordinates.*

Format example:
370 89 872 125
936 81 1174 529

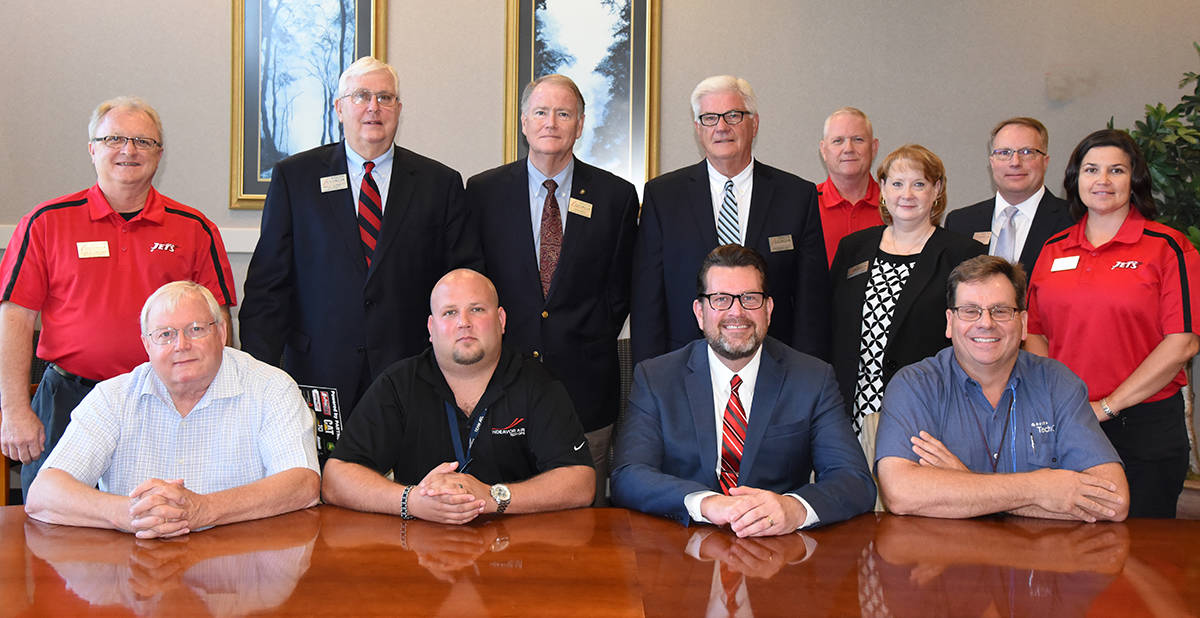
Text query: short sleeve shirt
331 347 592 485
1027 209 1200 401
875 348 1120 474
0 185 237 380
43 347 320 496
817 177 882 267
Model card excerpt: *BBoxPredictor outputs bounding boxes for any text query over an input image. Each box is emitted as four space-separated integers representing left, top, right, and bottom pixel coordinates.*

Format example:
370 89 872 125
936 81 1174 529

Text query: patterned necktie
717 179 740 246
719 374 747 494
358 161 383 267
994 205 1019 263
539 179 563 298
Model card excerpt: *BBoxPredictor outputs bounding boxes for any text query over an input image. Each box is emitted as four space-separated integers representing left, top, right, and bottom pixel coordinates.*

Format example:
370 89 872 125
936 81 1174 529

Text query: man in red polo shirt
816 107 882 267
0 96 236 499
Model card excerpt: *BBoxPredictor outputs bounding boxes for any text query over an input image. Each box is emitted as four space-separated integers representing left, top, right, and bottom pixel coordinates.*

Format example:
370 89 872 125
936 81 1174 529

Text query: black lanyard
970 384 1016 473
445 401 487 473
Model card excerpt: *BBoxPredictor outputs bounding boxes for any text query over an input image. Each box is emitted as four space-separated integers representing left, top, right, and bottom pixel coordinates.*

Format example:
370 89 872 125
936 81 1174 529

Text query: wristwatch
490 483 511 514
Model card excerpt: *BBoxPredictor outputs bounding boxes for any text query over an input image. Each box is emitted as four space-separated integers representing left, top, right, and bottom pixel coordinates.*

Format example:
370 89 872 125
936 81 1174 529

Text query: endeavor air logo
150 242 177 253
1111 260 1140 270
492 418 526 437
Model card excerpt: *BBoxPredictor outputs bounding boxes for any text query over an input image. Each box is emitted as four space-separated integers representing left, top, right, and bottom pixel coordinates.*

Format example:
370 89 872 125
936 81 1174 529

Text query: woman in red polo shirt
1026 129 1200 518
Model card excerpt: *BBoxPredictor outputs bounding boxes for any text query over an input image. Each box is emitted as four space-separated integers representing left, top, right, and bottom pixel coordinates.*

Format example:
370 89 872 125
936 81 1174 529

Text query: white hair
689 75 758 119
337 56 400 98
140 281 222 333
88 96 164 144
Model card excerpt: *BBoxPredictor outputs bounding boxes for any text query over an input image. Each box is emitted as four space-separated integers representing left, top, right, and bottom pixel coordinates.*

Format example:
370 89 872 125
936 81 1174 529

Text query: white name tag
768 234 794 252
76 241 109 259
320 174 349 193
1050 255 1080 272
973 231 992 245
568 198 593 218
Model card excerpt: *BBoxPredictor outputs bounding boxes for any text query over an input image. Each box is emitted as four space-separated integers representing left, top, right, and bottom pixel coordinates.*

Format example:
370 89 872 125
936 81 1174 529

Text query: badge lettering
972 231 992 245
847 260 869 279
320 174 349 193
76 241 109 259
568 198 593 218
768 234 794 252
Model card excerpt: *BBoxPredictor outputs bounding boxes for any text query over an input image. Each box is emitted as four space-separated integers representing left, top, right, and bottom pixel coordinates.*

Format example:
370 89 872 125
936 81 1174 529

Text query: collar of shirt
707 343 763 471
140 347 242 416
990 185 1046 255
706 160 754 244
1064 207 1147 251
528 157 574 258
817 176 880 210
346 143 395 215
87 184 165 225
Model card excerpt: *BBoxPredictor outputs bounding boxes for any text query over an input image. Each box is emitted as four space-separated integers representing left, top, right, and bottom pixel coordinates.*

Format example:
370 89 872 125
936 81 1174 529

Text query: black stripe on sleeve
163 207 234 305
2 199 87 301
1145 229 1193 332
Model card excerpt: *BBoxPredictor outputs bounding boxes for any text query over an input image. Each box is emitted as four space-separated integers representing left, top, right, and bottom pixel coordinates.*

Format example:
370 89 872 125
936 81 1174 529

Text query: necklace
884 225 934 255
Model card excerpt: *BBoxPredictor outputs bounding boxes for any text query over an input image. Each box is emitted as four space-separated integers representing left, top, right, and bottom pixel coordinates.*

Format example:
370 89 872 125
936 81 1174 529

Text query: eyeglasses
697 110 752 127
989 148 1046 161
340 89 399 107
698 292 766 311
90 135 162 150
145 321 218 346
950 305 1020 322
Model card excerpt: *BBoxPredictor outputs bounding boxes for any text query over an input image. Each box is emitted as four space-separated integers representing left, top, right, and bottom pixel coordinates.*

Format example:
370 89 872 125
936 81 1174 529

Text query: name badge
847 260 869 279
768 234 794 252
568 198 593 218
973 231 992 245
320 174 349 193
76 241 109 259
1050 255 1080 272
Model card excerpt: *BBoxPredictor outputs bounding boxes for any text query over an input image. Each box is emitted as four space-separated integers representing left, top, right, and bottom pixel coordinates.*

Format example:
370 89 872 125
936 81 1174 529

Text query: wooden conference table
1 505 1197 617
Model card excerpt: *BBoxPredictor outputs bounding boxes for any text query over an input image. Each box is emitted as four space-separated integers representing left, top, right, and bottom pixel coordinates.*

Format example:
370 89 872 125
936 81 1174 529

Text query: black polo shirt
331 346 591 485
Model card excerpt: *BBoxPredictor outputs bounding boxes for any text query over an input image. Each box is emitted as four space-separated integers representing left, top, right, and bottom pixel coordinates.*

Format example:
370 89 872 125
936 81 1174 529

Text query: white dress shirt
706 160 754 244
990 185 1046 258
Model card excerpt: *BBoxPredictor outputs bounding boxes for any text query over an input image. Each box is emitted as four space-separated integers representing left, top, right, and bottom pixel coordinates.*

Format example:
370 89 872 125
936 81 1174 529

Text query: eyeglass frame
697 291 767 311
339 89 399 107
989 147 1046 161
144 321 219 346
949 305 1022 322
696 110 753 127
90 135 162 150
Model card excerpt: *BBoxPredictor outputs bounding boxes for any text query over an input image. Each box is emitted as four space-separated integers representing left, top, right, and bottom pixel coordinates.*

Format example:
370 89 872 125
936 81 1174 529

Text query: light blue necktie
994 205 1019 263
717 180 740 246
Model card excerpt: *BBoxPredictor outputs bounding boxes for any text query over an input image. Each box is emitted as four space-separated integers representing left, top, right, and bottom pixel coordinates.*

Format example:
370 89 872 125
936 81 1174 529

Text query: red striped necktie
358 161 383 267
719 374 747 494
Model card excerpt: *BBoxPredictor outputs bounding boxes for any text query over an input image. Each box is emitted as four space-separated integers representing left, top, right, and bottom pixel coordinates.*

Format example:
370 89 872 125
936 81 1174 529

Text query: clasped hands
700 486 807 537
126 478 208 539
408 461 493 525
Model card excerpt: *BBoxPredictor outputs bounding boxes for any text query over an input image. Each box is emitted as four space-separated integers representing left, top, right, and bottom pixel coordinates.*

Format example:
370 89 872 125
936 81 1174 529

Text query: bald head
429 269 499 314
427 269 506 371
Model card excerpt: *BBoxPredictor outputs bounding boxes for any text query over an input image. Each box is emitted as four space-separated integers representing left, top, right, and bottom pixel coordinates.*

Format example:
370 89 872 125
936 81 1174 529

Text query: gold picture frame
504 0 660 192
230 0 388 210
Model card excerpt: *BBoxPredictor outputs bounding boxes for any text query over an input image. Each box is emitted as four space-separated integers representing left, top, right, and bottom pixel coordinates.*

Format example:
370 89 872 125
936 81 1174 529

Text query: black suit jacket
465 158 638 432
240 142 482 413
829 226 986 414
631 160 830 365
944 190 1073 275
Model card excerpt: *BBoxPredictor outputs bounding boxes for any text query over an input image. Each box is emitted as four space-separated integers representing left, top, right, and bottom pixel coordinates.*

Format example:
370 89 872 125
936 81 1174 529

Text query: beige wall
3 0 1200 307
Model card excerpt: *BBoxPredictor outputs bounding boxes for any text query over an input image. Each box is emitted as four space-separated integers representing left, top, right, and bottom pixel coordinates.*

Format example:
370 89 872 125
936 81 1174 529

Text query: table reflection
24 507 318 616
865 516 1129 617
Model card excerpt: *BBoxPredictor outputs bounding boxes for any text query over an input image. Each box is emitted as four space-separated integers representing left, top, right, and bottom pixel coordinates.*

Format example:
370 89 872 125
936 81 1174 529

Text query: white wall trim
1 225 260 255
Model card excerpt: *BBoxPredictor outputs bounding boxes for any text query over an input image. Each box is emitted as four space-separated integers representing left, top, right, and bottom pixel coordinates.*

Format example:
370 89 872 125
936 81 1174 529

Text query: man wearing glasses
632 75 830 366
322 269 594 524
613 245 874 534
25 281 319 538
241 56 481 418
1 97 236 499
945 117 1073 275
875 256 1129 521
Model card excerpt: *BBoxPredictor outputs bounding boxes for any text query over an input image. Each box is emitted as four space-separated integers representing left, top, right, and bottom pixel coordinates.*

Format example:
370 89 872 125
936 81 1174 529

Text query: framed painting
230 0 387 209
504 0 660 193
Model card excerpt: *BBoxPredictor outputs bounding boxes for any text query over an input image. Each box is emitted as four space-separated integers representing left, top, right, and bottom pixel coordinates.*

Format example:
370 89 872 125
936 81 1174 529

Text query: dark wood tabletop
2 505 1197 616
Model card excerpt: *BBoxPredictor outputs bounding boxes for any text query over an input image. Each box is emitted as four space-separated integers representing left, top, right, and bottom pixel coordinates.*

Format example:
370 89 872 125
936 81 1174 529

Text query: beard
452 343 486 365
705 319 763 362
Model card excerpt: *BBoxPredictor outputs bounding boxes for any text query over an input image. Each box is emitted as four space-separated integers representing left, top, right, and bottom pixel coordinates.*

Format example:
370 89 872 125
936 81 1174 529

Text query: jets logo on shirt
1111 260 1141 270
492 418 526 437
150 242 177 253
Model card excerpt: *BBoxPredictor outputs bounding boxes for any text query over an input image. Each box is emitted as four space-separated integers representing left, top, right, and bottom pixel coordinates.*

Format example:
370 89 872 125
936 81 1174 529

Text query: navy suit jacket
465 158 638 432
611 337 876 526
240 142 482 413
944 190 1073 276
631 160 831 365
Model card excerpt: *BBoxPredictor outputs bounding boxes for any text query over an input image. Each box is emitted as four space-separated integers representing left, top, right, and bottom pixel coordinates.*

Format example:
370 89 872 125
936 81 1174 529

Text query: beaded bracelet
400 485 416 520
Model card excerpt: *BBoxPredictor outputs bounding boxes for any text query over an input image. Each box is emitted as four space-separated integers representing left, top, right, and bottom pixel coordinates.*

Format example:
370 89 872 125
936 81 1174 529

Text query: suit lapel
890 228 948 334
739 343 782 480
505 161 544 300
1019 191 1064 269
370 145 412 279
687 162 719 247
685 344 719 486
744 161 773 248
549 158 591 299
324 143 366 276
